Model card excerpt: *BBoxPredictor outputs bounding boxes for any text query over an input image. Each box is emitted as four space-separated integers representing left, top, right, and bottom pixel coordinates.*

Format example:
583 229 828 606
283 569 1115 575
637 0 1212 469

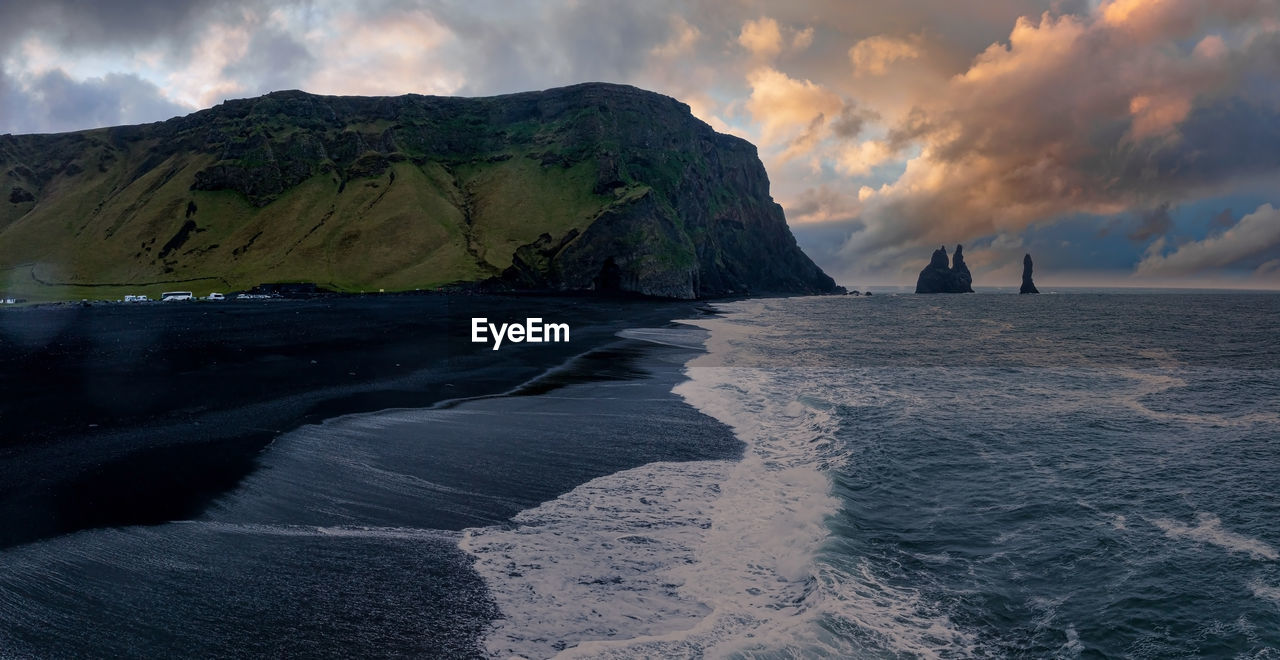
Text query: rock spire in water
1020 253 1040 294
915 244 975 293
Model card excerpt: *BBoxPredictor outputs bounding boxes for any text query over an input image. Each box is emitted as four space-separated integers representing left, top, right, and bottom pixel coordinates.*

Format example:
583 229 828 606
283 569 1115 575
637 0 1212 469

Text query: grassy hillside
0 84 839 301
1 120 622 301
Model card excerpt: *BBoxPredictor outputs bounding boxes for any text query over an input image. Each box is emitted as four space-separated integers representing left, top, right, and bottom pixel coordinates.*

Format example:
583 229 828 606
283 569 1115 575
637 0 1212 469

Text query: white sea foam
1114 366 1280 428
460 304 977 658
1060 626 1084 657
459 460 733 658
1248 579 1280 607
1151 513 1278 560
615 326 707 351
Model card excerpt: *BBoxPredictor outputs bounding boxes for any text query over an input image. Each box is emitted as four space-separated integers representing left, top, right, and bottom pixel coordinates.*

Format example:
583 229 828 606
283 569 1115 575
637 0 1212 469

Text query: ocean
2 292 1278 657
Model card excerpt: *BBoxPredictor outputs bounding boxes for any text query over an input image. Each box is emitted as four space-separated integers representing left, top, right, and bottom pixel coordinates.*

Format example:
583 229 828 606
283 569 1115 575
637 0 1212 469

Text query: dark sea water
466 292 1280 657
2 292 1278 658
668 292 1280 657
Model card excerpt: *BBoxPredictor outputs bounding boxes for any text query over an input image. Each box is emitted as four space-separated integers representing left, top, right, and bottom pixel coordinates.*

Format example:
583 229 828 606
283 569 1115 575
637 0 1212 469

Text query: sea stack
915 245 975 293
1020 253 1040 294
952 245 974 293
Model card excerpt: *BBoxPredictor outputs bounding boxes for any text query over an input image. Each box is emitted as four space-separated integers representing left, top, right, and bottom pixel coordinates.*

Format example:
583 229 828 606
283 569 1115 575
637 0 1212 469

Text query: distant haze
2 0 1278 289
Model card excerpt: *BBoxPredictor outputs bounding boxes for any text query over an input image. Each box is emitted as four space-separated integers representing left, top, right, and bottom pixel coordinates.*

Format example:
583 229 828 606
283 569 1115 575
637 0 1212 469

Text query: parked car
205 292 225 301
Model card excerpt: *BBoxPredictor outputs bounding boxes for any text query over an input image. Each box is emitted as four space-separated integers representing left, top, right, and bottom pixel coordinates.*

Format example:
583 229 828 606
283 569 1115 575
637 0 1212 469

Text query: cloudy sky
3 0 1279 289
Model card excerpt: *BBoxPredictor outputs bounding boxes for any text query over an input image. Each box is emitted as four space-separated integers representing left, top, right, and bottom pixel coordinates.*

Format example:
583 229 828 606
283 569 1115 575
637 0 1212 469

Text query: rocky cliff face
915 245 975 293
1020 253 1040 294
0 83 839 300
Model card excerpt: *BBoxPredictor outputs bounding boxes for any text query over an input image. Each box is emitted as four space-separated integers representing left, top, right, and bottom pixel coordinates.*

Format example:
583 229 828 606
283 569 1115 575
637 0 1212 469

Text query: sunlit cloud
650 15 701 58
792 27 815 51
849 35 921 76
738 17 784 60
744 66 842 146
835 140 894 176
836 0 1280 275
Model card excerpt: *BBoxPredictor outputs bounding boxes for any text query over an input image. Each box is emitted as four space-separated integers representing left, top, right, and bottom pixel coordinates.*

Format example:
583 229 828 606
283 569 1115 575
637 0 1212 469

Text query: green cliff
0 83 839 300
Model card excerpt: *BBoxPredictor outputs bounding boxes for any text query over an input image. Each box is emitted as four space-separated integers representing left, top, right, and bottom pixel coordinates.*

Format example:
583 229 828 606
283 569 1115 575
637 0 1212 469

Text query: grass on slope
457 155 610 271
1 144 617 299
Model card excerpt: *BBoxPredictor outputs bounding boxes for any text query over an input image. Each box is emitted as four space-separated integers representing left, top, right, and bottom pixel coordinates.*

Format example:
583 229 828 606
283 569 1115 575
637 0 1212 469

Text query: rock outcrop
1020 253 1040 294
0 83 840 300
951 244 974 292
915 245 975 293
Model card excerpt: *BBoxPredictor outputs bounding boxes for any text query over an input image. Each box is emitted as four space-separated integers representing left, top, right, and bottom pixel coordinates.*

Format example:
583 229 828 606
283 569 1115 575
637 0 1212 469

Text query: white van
161 291 194 301
205 292 225 301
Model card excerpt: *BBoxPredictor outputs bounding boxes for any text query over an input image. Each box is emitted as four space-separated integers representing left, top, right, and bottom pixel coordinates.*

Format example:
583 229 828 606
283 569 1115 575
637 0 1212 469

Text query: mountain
0 83 839 301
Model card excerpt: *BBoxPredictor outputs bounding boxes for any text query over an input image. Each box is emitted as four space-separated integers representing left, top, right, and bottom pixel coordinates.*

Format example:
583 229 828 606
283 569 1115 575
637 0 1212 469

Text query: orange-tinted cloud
744 66 843 146
738 17 783 59
849 35 921 76
840 1 1280 270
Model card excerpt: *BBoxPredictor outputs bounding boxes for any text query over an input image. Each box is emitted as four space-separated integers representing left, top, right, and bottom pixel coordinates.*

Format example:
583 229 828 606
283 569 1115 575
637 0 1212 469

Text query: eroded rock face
8 187 34 204
483 85 840 298
1020 253 1040 294
952 245 974 293
915 245 975 293
179 85 841 297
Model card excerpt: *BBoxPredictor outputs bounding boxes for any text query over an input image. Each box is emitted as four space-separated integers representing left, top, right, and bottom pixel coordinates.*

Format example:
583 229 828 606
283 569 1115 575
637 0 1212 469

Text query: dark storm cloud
423 0 675 95
5 69 189 134
221 26 315 96
1137 202 1280 277
1142 93 1280 191
0 0 264 50
1127 203 1173 242
1210 208 1236 229
830 102 878 140
0 0 286 134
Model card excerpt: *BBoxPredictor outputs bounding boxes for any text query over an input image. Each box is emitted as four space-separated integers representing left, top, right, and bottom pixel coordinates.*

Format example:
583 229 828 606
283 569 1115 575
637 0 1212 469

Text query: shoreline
0 305 744 657
0 294 712 549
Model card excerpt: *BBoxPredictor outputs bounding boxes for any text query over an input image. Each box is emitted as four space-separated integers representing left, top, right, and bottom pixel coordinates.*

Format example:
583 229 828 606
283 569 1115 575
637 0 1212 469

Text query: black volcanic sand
0 302 742 658
221 336 744 530
0 294 716 549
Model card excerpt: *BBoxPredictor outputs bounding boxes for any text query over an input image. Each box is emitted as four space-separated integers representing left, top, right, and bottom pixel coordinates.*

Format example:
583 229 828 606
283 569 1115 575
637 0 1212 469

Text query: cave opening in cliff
595 257 623 293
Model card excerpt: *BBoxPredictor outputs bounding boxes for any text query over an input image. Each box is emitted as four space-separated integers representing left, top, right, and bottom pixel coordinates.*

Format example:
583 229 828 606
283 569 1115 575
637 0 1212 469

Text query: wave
460 303 979 657
615 326 708 351
176 520 460 542
459 460 734 658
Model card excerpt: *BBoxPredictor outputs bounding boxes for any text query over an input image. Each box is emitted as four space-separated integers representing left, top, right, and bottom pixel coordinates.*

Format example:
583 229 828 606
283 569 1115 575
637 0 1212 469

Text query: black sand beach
0 315 742 657
0 295 723 549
